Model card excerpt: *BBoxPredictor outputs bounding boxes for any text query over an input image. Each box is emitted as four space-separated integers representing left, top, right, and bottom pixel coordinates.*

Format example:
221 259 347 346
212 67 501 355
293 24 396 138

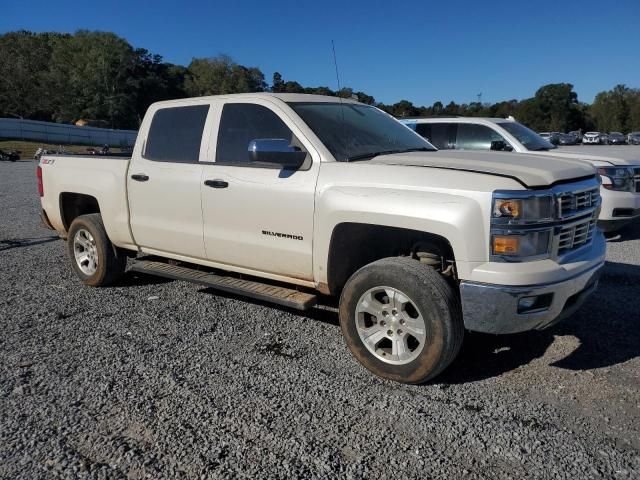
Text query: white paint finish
200 97 320 280
139 246 316 288
127 156 206 258
39 155 134 246
313 162 518 283
364 149 594 188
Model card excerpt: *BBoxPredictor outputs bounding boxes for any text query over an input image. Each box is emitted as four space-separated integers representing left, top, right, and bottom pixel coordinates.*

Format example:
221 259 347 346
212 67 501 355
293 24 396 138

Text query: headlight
597 167 634 191
492 230 551 258
490 191 555 261
492 195 553 222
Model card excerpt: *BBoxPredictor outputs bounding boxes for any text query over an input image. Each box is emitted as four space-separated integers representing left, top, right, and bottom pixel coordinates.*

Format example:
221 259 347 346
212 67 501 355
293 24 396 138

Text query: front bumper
459 262 604 335
598 188 640 230
460 234 606 334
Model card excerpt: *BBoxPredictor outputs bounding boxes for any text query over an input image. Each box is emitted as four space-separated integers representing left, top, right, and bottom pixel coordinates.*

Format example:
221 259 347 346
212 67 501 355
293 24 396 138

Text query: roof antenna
332 40 349 161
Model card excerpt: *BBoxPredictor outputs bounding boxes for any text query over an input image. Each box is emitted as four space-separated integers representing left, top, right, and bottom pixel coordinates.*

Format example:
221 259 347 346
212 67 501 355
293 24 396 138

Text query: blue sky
3 0 639 106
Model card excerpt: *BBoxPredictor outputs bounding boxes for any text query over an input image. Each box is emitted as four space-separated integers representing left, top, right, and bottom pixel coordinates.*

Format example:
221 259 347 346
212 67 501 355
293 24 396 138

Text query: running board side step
129 260 318 311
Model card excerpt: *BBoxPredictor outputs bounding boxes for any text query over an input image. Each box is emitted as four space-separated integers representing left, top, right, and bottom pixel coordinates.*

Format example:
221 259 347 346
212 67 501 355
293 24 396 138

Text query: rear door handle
204 179 229 188
131 173 149 182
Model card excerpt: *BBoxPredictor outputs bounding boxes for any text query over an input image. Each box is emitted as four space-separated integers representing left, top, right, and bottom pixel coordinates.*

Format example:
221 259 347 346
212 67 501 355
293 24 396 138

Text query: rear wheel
66 214 126 286
339 257 463 384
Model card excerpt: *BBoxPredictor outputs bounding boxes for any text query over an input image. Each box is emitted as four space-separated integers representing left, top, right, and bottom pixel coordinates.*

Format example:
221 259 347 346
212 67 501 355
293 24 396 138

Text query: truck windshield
497 121 556 151
288 102 436 161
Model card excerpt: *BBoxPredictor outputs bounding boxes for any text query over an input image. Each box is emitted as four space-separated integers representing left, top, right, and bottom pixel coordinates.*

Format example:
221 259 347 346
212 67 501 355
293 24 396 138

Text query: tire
66 213 127 286
339 257 464 384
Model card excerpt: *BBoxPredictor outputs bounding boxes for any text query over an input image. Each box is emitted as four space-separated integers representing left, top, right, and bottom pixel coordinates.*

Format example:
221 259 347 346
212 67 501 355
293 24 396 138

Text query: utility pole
477 92 482 104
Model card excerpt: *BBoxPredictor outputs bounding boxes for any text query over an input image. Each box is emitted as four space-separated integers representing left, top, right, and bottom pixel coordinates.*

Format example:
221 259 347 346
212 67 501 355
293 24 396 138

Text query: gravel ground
1 159 639 479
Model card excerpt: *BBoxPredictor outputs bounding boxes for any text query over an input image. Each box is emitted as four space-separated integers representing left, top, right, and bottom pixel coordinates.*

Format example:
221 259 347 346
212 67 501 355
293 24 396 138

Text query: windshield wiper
346 147 432 162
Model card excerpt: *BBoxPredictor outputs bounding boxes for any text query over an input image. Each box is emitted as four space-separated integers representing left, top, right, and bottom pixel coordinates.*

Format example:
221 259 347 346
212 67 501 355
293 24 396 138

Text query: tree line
1 30 639 133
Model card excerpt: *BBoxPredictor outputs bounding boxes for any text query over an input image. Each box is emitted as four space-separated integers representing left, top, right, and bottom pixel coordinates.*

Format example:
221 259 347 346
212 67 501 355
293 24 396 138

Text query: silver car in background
559 133 581 145
628 132 640 145
538 132 560 145
568 131 583 143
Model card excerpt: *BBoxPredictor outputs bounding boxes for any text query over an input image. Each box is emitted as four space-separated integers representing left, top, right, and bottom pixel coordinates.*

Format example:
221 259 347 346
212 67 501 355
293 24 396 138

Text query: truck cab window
216 103 304 165
145 105 209 162
416 123 455 150
455 124 505 150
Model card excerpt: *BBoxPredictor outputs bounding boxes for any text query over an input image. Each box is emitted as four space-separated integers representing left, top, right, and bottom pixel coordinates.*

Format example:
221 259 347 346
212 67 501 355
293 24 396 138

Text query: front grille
557 187 600 218
558 218 597 253
554 184 600 256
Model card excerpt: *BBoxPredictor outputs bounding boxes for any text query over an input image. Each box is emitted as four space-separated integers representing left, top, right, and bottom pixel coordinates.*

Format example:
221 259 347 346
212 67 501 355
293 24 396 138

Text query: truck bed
39 153 135 248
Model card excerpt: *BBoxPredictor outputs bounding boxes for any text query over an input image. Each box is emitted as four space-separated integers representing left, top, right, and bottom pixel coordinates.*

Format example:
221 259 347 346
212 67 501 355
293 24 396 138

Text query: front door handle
131 173 149 182
204 179 229 188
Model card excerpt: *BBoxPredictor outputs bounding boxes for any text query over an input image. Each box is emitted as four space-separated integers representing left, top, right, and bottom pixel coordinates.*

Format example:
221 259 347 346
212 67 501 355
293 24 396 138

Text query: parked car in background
608 132 627 145
628 132 640 145
539 132 560 145
568 131 583 144
559 133 578 145
583 132 608 145
37 93 606 384
401 117 640 232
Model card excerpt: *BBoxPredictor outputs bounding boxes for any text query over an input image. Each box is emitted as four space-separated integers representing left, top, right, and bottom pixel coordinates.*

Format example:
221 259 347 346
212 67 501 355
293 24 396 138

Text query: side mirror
248 139 307 168
490 140 513 152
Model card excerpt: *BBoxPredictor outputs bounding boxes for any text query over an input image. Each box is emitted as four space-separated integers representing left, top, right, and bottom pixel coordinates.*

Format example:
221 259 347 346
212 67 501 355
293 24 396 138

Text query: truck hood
363 150 595 188
533 150 640 167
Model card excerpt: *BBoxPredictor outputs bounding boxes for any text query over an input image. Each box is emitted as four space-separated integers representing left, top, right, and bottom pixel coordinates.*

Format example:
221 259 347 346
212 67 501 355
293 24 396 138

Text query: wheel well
59 193 100 231
326 223 455 295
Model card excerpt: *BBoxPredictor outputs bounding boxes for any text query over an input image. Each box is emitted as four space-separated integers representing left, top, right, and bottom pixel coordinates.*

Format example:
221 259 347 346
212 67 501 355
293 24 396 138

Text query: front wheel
339 257 464 384
66 213 127 286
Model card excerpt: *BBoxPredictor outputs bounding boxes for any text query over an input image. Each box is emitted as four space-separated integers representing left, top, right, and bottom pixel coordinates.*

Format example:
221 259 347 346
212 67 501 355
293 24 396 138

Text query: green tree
530 83 583 131
626 89 640 131
47 30 140 128
591 84 632 132
184 55 266 97
0 30 60 120
443 101 460 115
385 100 419 118
128 50 187 124
271 72 284 93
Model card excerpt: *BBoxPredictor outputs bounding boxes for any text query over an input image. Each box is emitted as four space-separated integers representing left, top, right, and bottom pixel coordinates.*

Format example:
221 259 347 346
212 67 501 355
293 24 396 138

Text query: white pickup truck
38 93 605 384
401 117 640 232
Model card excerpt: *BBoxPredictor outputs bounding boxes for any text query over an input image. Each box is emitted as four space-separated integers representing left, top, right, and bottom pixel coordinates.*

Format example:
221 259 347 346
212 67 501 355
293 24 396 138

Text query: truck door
128 103 210 258
200 100 319 280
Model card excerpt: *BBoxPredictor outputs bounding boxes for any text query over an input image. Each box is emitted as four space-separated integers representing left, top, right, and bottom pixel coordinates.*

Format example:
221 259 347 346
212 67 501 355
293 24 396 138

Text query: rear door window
415 123 456 149
455 124 505 150
145 105 209 162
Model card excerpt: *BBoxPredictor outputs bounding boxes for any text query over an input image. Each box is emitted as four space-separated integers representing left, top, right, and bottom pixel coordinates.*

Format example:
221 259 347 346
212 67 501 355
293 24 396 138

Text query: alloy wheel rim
355 286 427 365
73 228 98 276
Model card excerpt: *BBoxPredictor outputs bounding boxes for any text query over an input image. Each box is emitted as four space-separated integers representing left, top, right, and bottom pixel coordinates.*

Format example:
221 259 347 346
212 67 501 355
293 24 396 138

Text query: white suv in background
401 117 640 232
583 132 608 145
